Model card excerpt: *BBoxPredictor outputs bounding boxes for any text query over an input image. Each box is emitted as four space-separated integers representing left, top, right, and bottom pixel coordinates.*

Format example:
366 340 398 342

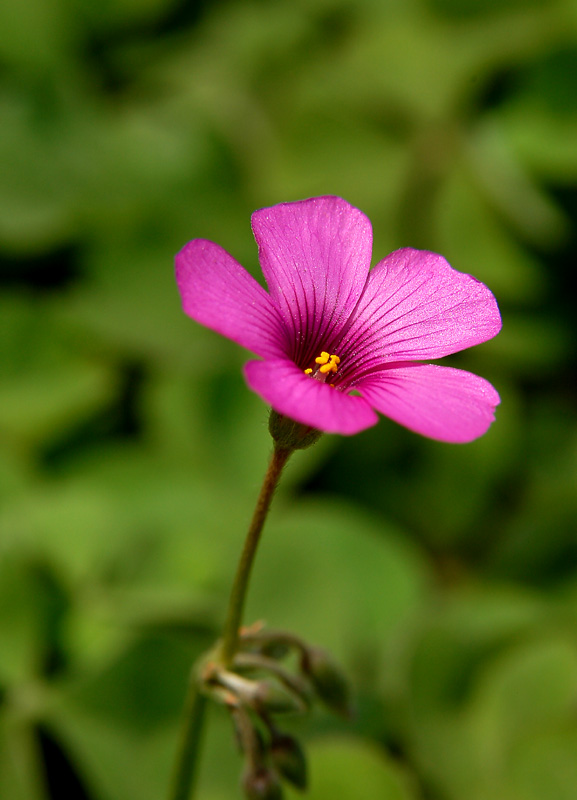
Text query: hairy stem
169 444 291 800
219 446 291 665
169 676 207 800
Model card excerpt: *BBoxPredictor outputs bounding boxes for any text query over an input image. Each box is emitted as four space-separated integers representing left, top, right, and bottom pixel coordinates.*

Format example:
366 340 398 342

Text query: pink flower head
176 196 501 442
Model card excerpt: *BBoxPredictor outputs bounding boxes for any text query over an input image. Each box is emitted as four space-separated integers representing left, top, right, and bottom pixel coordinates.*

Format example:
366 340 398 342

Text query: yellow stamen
304 351 340 376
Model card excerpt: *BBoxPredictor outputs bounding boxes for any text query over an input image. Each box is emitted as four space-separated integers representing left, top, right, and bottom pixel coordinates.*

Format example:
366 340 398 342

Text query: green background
1 0 577 798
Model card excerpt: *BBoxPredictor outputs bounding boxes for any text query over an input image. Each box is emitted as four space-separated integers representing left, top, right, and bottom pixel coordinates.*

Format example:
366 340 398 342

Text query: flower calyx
268 410 322 452
268 409 323 452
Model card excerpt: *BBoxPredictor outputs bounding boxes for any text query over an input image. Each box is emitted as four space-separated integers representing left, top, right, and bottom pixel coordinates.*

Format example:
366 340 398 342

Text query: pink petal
337 248 502 381
176 239 288 359
244 358 378 435
357 364 500 443
251 196 373 367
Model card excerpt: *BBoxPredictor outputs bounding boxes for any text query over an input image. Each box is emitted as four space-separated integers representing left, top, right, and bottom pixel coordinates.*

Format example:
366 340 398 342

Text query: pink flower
176 196 501 442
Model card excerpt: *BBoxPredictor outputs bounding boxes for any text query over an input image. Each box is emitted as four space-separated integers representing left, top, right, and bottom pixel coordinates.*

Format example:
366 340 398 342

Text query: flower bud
303 647 353 718
258 641 291 661
242 766 284 800
269 410 322 451
270 733 307 791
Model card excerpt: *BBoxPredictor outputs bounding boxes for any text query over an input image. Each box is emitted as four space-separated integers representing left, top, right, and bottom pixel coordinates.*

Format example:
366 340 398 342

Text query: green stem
168 444 292 800
169 676 208 800
219 445 292 665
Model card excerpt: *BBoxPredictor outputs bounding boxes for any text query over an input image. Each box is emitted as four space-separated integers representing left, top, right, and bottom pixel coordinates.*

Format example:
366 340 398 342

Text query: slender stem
169 675 208 800
168 444 292 800
219 445 291 665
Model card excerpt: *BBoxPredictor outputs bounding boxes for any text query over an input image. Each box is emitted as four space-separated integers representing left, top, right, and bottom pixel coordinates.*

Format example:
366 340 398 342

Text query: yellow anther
319 354 340 374
305 351 341 377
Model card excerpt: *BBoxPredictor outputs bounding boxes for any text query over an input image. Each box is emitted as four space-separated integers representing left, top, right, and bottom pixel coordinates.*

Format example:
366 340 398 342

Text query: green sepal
268 410 322 451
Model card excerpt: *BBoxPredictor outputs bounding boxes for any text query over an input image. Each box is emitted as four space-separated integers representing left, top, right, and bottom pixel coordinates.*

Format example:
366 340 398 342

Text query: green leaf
470 635 577 755
408 586 548 714
61 631 205 735
0 0 72 71
246 499 430 670
0 715 45 800
0 296 115 447
506 727 577 800
405 591 576 800
286 737 417 800
436 167 545 303
0 557 57 683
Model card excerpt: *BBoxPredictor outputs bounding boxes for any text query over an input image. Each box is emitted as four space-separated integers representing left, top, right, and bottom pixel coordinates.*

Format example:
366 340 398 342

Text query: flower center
304 351 340 380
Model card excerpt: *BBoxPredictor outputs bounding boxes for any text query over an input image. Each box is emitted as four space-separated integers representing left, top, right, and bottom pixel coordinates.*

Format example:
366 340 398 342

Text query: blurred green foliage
1 0 577 798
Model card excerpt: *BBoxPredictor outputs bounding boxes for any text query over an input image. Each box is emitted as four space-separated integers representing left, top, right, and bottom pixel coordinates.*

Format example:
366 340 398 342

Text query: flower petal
357 363 500 443
337 248 502 379
251 196 373 366
176 239 288 359
244 358 378 435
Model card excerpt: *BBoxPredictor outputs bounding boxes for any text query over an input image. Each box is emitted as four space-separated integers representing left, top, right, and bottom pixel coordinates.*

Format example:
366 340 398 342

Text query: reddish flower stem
169 445 291 800
218 445 292 665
